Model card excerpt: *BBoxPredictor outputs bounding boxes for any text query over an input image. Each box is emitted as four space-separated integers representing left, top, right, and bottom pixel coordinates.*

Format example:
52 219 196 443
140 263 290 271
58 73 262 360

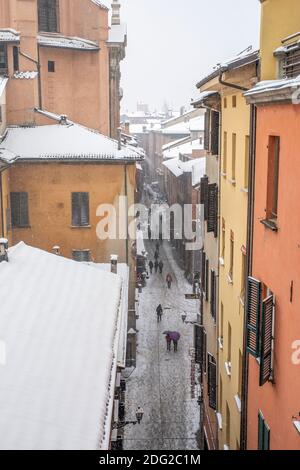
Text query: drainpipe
240 103 257 450
18 48 42 109
0 170 4 238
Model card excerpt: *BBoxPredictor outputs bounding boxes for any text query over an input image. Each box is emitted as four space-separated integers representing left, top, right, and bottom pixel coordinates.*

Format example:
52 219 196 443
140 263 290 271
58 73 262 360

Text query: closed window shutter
72 192 80 226
194 324 204 364
259 295 274 386
72 193 89 226
210 270 216 320
80 193 89 225
204 109 211 151
200 175 208 205
205 259 209 301
258 412 270 450
207 183 218 234
208 358 217 410
201 251 206 294
246 277 262 357
38 0 58 32
10 192 29 227
263 423 270 450
203 330 207 373
211 111 220 155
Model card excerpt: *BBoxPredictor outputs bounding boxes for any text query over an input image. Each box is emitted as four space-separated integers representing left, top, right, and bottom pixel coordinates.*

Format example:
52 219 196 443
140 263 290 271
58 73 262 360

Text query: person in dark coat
159 260 164 274
156 304 163 323
149 260 154 274
155 241 160 252
166 334 172 351
154 260 159 273
166 273 173 288
154 250 159 261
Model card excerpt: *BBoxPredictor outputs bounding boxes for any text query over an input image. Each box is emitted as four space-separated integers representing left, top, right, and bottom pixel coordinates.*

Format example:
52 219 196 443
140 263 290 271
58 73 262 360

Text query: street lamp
112 406 144 430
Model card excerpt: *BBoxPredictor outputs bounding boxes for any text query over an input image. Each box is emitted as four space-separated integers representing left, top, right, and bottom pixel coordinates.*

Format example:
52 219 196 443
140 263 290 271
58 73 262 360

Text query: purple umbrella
169 331 180 341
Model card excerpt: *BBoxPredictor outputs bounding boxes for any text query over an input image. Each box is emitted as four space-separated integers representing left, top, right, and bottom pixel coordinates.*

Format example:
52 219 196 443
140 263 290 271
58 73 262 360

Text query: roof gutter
218 72 249 92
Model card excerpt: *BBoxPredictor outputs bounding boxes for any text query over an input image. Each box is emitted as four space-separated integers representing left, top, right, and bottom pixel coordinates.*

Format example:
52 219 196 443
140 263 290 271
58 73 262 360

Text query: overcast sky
120 0 261 113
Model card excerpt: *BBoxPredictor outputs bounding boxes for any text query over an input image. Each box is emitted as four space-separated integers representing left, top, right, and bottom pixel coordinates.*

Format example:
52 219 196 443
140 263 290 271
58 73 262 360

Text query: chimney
0 238 8 263
111 254 118 274
111 0 121 26
60 114 68 125
117 127 122 151
52 245 61 256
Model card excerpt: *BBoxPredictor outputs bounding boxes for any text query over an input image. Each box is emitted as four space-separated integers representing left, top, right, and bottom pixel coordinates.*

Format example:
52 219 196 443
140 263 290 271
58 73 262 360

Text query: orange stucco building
243 0 300 450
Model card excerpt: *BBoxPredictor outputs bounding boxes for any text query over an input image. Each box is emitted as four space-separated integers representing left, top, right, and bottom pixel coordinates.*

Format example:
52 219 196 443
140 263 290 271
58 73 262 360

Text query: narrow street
124 240 201 450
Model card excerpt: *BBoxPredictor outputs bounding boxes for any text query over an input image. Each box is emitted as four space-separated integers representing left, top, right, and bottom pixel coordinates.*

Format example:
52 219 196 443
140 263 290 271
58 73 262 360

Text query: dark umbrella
169 331 181 341
163 331 172 335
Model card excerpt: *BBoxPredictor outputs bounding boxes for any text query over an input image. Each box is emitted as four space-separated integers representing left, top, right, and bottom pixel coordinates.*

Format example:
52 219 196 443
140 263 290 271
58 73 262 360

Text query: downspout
18 48 42 109
0 170 4 238
240 103 257 450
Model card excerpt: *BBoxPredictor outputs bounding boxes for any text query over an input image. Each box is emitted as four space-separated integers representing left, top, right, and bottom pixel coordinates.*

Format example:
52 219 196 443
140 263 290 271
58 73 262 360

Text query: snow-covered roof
129 123 161 134
161 122 191 136
189 116 205 132
0 28 20 43
163 157 205 180
0 242 124 450
162 136 190 151
0 123 143 163
13 71 38 80
0 77 8 97
244 76 300 98
90 0 110 9
108 23 127 44
38 34 99 51
163 139 203 160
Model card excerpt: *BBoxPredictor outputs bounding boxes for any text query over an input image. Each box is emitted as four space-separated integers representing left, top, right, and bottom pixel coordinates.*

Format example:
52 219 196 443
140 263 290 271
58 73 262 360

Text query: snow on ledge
38 34 99 51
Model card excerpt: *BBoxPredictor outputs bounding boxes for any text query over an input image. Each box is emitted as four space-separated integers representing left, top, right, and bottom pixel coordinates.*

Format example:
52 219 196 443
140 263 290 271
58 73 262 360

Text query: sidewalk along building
242 0 300 450
0 112 143 366
196 48 259 450
0 241 130 450
192 91 221 450
0 0 126 139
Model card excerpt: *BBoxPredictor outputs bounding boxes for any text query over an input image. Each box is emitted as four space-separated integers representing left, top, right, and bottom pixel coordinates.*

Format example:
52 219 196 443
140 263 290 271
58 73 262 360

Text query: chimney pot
52 245 60 255
111 254 118 274
117 127 122 151
0 238 8 263
60 115 68 125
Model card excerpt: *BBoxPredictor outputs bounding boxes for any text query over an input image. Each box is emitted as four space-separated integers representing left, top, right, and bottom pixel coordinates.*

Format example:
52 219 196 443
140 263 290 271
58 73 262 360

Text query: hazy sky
120 0 261 113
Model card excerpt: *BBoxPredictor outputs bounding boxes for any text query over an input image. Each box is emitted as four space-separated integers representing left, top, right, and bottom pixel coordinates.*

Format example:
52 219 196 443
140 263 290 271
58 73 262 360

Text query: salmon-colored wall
247 104 300 450
9 162 136 264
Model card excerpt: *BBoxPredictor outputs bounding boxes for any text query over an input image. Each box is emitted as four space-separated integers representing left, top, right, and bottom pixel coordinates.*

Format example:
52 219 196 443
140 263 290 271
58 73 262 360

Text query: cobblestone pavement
124 240 201 450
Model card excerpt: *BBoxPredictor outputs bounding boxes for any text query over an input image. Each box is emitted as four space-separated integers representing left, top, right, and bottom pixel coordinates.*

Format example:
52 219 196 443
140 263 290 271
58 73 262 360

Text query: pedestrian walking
169 332 180 352
155 241 160 252
156 304 163 323
154 250 159 261
166 334 172 351
149 260 154 274
159 260 164 274
154 260 159 273
173 339 178 352
166 273 173 289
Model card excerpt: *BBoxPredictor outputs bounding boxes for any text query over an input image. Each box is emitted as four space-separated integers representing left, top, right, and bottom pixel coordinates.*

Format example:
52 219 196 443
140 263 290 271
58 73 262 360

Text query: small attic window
48 61 55 73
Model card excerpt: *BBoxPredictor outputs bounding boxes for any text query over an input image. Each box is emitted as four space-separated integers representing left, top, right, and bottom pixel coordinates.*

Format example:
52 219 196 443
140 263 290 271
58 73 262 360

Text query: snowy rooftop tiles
0 123 143 163
244 76 300 103
163 157 206 181
38 34 99 51
0 242 125 450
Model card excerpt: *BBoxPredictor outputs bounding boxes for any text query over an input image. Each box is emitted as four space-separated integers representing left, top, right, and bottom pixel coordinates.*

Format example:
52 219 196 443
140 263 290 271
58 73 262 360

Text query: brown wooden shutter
259 295 274 386
246 277 262 357
80 192 89 226
10 192 29 227
72 192 89 226
203 330 207 373
20 192 29 226
204 109 211 151
194 324 204 364
72 192 80 226
208 357 217 410
205 259 209 301
211 111 220 155
201 251 206 294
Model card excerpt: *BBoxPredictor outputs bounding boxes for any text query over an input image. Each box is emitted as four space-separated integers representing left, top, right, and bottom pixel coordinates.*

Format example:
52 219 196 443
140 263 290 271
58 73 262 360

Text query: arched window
38 0 59 33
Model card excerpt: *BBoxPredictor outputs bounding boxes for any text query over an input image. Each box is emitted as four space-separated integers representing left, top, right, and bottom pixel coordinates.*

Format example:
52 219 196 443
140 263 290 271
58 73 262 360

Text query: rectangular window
227 323 232 363
220 302 224 346
38 0 59 32
223 131 227 174
226 402 231 447
210 270 216 321
232 95 237 108
205 259 209 301
219 374 223 413
0 44 8 74
244 135 250 189
208 355 217 410
221 218 225 260
224 97 227 109
246 277 262 357
238 350 243 398
71 192 89 227
258 412 270 450
10 192 29 228
229 230 234 281
266 136 280 221
241 251 247 303
231 133 236 181
13 46 19 72
211 111 220 155
48 60 55 73
72 250 91 262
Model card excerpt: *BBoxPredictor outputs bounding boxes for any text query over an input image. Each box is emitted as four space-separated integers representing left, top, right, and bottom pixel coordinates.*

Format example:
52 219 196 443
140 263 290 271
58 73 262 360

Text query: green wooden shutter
258 412 264 450
208 358 217 410
204 109 211 151
211 111 220 156
246 277 262 357
259 295 274 386
207 183 217 234
263 422 270 450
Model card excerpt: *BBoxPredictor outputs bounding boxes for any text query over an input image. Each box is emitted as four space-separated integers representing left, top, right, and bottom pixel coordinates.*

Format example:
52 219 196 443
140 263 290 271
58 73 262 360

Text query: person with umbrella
169 331 180 352
166 273 173 289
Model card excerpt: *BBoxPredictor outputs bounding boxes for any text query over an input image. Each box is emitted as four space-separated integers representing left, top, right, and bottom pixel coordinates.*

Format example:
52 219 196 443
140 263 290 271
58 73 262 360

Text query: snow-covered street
124 240 201 450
